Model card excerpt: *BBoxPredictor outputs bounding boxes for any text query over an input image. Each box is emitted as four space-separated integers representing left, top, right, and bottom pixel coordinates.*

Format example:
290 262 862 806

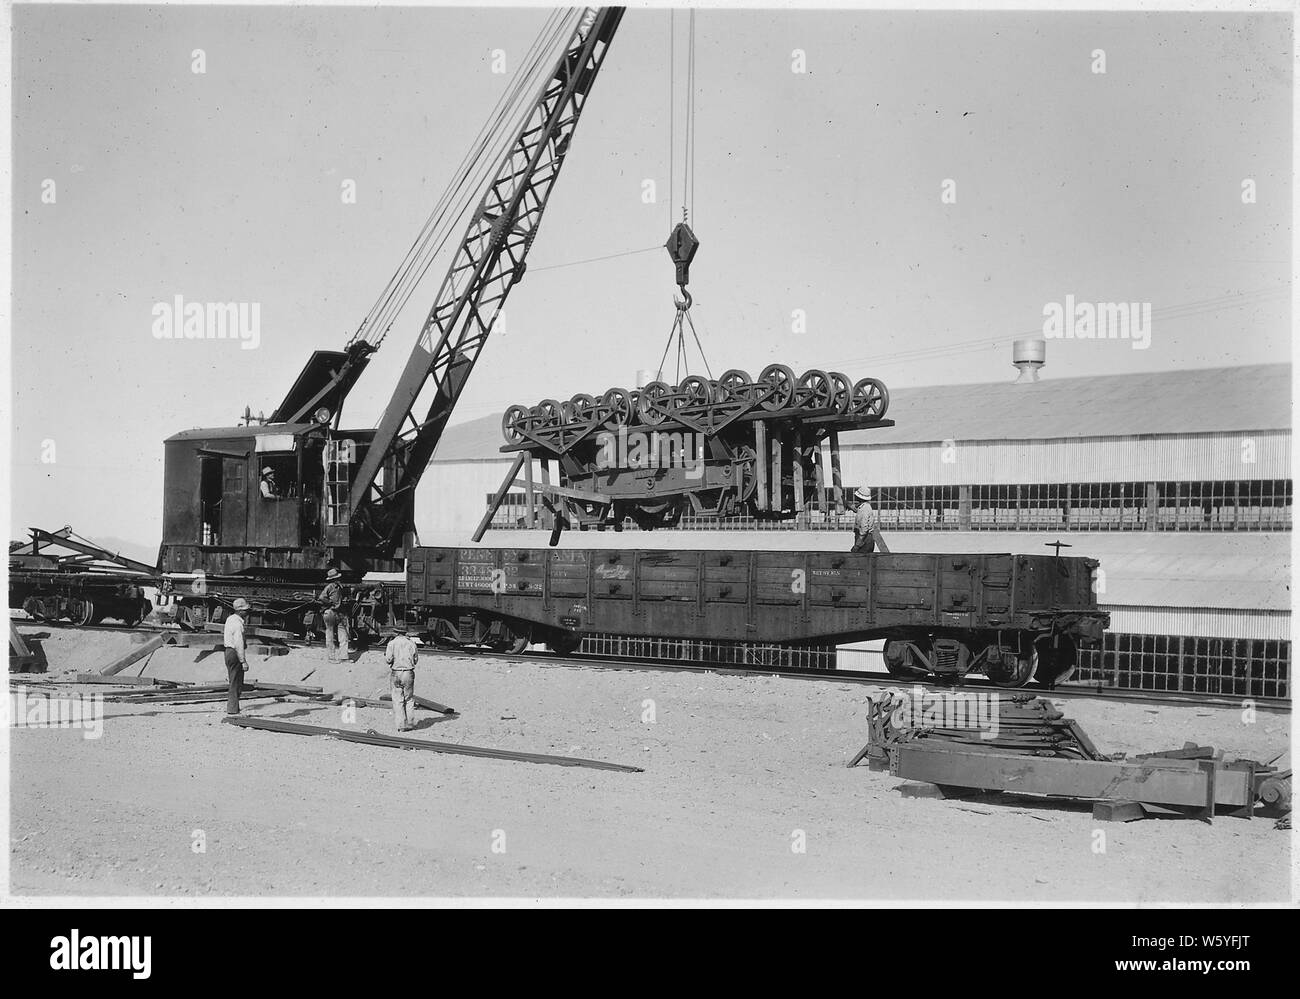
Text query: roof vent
1012 337 1046 383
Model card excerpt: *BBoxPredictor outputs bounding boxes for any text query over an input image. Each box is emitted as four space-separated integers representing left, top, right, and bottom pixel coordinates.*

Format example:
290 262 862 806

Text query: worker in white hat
259 466 279 499
317 567 349 663
223 597 251 714
850 486 881 554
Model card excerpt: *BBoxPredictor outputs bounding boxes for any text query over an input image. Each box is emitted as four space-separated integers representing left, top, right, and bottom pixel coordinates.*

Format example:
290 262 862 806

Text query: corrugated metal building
418 362 1292 696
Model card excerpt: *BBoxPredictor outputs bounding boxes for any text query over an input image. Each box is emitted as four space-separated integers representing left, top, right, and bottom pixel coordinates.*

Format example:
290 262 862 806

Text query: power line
530 243 665 270
824 287 1288 371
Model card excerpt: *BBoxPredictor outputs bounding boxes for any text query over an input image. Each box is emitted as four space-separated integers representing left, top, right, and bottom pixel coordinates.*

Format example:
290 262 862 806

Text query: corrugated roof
841 363 1291 446
431 363 1290 460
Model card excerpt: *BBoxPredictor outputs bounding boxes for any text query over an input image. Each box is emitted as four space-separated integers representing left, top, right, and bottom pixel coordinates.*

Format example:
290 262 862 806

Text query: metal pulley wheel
502 404 531 445
600 387 633 428
757 363 796 411
828 372 852 414
569 393 598 427
677 374 712 408
850 377 889 419
638 381 672 425
533 398 561 429
794 369 833 411
716 368 752 402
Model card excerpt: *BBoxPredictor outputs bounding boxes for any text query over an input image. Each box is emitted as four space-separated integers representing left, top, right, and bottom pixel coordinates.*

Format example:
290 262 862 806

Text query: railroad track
12 617 1289 712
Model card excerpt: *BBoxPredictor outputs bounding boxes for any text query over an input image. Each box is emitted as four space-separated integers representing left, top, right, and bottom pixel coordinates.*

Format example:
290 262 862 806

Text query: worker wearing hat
223 597 251 715
850 486 881 554
259 466 279 499
317 567 349 663
384 620 420 732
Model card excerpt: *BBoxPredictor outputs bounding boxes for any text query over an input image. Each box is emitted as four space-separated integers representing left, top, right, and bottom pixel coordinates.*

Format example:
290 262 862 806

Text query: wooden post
829 431 844 512
792 425 805 516
471 452 525 543
754 422 769 512
812 442 826 514
523 454 538 528
770 432 782 513
539 457 555 529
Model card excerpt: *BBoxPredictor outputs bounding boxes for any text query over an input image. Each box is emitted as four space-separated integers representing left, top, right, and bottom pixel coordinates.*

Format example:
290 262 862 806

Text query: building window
485 478 1291 532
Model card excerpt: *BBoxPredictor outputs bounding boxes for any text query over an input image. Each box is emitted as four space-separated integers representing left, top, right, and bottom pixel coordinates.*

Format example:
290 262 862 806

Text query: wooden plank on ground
100 634 165 676
72 674 185 687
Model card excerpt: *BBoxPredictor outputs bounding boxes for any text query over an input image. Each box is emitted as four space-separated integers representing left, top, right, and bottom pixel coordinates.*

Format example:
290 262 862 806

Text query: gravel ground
8 626 1294 901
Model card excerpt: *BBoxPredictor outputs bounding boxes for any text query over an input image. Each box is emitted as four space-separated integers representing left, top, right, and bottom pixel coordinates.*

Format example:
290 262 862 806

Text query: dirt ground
7 625 1295 901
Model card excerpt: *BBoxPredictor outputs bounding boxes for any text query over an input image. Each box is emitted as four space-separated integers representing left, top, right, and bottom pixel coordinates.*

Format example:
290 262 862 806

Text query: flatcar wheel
987 647 1038 688
1033 636 1077 686
67 598 96 627
548 631 582 656
883 640 929 678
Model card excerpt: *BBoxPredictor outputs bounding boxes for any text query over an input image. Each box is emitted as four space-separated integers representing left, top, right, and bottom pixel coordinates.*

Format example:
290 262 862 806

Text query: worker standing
384 623 420 732
318 568 349 663
850 487 882 554
223 597 251 715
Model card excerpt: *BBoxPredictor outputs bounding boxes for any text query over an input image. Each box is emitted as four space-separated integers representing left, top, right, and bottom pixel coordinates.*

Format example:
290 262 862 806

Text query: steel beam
223 715 643 772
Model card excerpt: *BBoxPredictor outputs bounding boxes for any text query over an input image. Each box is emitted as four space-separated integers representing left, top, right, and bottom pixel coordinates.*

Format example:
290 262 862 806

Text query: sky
9 3 1293 552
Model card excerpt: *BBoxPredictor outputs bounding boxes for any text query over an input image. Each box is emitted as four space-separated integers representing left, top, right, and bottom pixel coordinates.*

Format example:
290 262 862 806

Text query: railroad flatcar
401 546 1108 687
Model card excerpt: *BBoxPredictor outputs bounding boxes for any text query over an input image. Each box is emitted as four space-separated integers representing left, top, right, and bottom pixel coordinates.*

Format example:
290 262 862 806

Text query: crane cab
159 423 378 576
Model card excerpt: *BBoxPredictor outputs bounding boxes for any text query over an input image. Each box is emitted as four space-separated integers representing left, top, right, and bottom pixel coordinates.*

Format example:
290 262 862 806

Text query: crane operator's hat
854 487 872 502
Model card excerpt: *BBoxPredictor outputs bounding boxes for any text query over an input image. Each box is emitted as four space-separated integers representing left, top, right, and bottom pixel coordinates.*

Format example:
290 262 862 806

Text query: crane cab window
258 454 297 500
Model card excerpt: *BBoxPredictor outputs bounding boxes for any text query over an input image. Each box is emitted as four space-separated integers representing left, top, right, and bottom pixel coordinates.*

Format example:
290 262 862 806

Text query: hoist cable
352 8 575 349
367 10 572 344
355 11 561 344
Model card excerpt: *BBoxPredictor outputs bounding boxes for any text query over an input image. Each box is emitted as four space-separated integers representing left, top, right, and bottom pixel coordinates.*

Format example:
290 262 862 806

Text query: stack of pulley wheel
502 365 889 445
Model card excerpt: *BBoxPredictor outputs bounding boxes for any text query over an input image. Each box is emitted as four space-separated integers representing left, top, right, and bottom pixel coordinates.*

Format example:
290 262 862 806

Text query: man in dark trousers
223 597 251 715
850 487 887 554
318 568 349 663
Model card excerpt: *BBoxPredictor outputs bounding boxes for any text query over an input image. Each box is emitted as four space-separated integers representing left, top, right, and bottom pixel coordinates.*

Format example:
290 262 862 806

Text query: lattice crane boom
344 6 624 555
